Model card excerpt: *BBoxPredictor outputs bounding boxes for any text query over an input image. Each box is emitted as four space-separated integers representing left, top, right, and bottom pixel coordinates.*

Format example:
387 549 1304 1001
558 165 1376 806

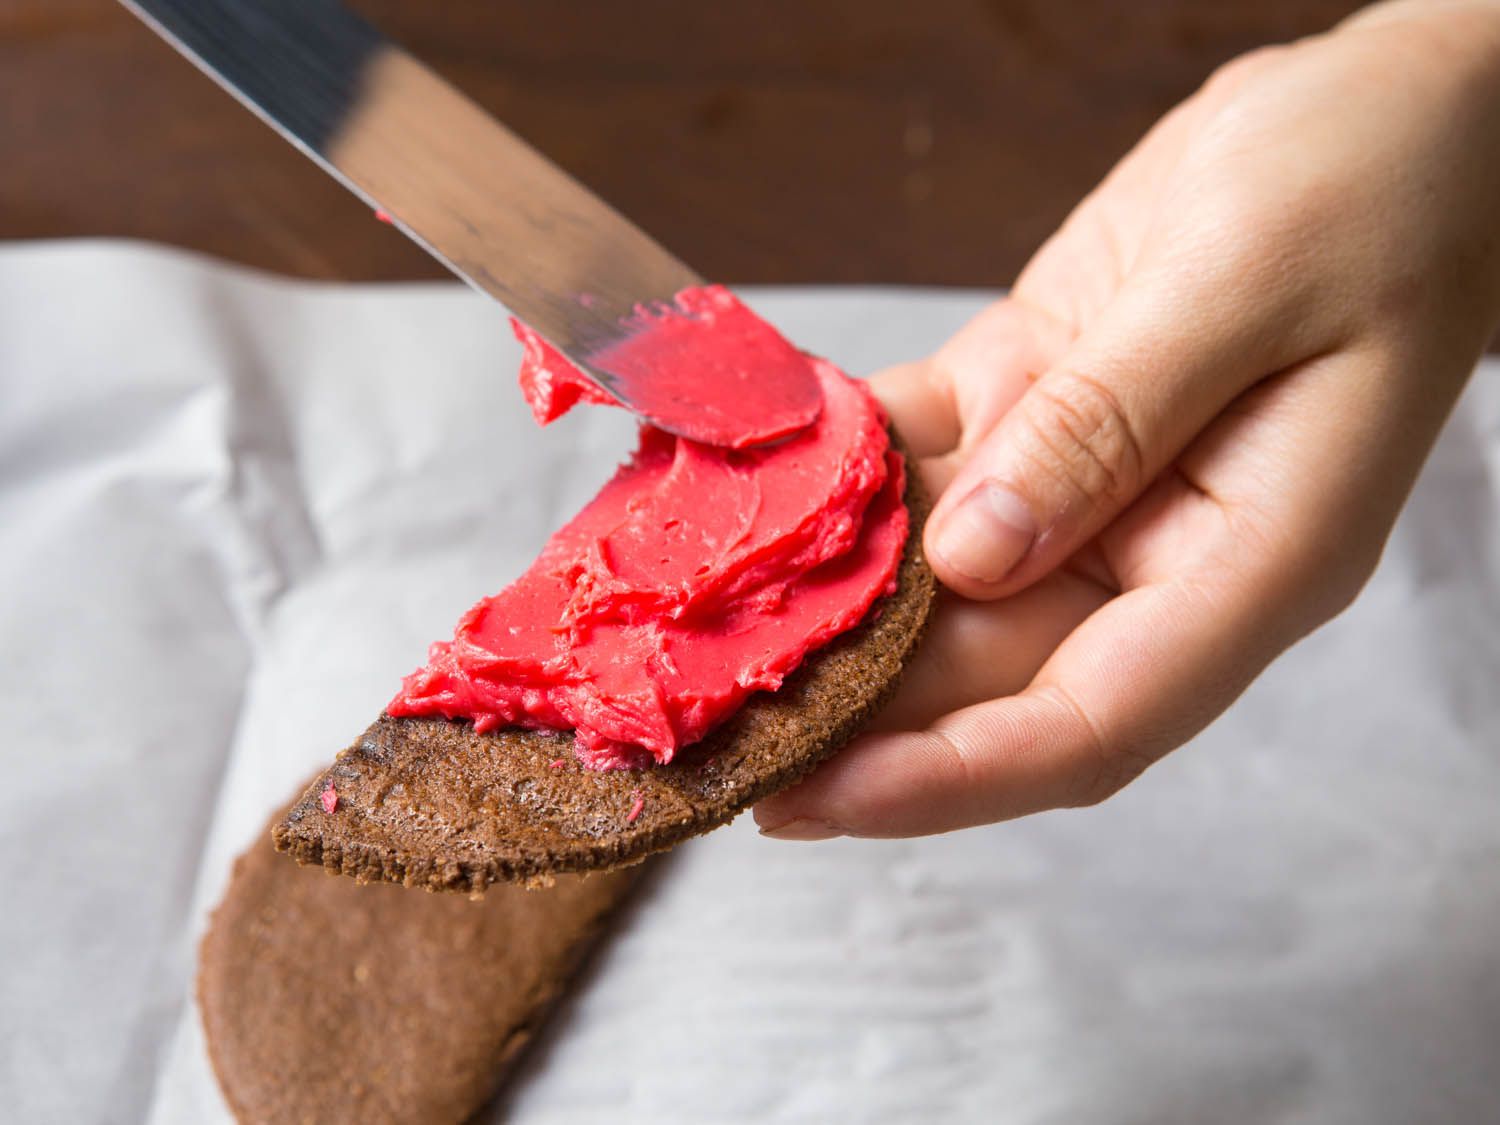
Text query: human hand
756 0 1500 840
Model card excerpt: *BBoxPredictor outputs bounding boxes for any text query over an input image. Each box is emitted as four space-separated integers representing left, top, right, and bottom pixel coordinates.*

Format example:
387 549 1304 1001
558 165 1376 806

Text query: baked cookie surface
200 800 642 1123
274 437 934 892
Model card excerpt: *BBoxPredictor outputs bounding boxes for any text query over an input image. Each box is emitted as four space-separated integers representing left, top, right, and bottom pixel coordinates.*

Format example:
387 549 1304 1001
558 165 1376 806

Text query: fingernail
758 817 844 842
935 481 1036 584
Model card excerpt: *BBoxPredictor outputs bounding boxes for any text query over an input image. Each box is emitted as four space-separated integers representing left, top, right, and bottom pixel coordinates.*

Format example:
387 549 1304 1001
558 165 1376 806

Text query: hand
756 0 1500 840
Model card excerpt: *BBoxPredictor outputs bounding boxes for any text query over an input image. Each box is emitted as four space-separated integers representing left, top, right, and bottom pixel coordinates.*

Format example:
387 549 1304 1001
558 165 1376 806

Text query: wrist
1344 2 1500 335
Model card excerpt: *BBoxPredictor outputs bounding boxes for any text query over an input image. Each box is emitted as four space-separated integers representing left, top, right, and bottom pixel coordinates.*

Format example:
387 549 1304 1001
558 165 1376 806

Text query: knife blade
119 0 819 446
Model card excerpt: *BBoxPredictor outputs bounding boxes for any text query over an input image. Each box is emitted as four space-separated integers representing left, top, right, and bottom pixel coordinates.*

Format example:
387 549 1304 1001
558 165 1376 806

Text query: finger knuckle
1306 547 1381 627
1036 684 1154 810
1202 45 1285 99
1016 369 1147 510
1222 499 1381 633
1070 747 1155 809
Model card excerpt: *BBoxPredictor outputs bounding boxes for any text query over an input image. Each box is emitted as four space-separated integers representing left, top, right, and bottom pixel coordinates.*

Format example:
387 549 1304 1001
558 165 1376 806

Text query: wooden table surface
3 0 1365 285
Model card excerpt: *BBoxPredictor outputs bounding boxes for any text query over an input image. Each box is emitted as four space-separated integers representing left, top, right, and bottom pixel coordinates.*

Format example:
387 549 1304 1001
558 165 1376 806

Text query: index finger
868 296 1074 461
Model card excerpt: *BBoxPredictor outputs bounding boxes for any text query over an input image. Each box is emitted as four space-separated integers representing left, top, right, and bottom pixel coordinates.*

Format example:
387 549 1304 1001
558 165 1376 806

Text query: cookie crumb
320 784 339 814
626 791 645 824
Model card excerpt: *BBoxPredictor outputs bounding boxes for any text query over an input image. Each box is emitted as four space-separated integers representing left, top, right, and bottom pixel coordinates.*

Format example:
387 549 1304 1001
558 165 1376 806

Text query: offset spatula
120 0 819 447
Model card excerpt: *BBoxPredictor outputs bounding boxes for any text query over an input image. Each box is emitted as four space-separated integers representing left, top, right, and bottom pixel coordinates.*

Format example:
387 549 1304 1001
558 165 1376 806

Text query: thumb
925 267 1305 600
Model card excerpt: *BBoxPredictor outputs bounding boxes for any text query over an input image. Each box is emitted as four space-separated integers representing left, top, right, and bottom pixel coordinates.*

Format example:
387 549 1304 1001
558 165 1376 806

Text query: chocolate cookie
199 797 642 1124
274 441 934 892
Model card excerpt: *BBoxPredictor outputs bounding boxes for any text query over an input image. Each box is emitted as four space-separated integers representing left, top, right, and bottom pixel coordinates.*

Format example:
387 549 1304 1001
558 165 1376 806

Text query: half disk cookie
273 461 932 892
200 797 642 1123
279 299 935 891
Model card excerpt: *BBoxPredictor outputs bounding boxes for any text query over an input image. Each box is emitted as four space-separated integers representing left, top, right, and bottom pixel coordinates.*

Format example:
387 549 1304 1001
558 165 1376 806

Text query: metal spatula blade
120 0 820 446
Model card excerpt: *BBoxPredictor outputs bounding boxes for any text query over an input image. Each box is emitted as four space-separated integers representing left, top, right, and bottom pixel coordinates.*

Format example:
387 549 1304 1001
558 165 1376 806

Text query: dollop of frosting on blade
516 285 824 448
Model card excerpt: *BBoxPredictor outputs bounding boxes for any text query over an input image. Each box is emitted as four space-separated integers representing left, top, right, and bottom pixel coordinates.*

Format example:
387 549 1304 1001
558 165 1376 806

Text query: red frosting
520 285 824 449
388 289 907 769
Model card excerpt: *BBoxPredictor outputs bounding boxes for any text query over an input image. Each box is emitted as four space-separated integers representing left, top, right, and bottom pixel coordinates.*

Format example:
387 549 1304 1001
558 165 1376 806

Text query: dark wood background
2 0 1365 285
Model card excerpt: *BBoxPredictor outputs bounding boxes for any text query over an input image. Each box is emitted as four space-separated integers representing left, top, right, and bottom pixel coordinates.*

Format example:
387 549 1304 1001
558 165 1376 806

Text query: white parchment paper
2 241 1497 1125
